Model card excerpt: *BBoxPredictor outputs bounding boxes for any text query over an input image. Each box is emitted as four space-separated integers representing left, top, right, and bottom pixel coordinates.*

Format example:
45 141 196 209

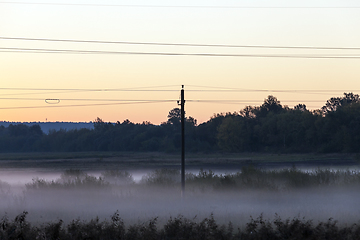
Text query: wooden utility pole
180 85 185 197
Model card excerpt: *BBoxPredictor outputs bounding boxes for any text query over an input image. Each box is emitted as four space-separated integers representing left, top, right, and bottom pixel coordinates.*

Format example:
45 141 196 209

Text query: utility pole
179 85 185 197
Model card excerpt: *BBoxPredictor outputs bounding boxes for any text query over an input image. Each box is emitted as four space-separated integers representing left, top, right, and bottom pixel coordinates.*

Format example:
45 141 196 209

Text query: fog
1 169 360 228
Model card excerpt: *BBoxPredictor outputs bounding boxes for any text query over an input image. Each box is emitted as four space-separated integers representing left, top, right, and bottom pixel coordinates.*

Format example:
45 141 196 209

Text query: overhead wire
186 84 359 92
1 37 360 51
185 87 360 93
0 90 91 97
0 86 180 97
0 85 350 110
2 37 359 60
0 99 328 109
1 86 358 93
0 100 328 110
0 87 180 92
0 97 329 103
0 97 179 102
187 100 328 103
0 2 359 8
1 47 360 58
0 100 175 110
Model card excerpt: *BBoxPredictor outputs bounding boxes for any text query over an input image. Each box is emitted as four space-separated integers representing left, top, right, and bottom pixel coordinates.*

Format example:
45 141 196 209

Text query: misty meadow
1 167 360 239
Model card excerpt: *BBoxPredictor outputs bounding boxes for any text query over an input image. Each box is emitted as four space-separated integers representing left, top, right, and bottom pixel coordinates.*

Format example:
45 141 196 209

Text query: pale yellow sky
1 0 360 124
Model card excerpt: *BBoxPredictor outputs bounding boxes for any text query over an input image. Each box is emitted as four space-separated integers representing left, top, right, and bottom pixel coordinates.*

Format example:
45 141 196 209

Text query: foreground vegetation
1 211 360 240
1 93 360 153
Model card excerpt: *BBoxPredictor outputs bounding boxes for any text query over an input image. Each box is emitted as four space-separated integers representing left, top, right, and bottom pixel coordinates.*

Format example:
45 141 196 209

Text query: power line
0 86 179 97
186 84 359 92
0 85 179 91
187 89 348 93
1 85 353 111
0 97 329 103
2 37 360 51
0 87 179 92
0 100 330 111
0 2 359 8
0 97 179 102
184 85 360 96
0 100 175 110
0 89 179 93
0 90 99 97
188 100 327 103
2 47 360 59
1 87 358 93
187 101 326 107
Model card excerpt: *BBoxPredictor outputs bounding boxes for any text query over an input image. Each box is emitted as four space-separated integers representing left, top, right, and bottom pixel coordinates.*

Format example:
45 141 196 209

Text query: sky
1 0 360 124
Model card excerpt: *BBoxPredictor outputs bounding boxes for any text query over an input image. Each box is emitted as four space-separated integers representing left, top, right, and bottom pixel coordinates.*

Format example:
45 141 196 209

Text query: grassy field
0 152 359 171
1 152 360 239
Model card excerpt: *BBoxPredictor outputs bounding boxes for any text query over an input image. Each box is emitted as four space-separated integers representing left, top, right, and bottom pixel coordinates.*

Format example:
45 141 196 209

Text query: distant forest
1 93 360 153
0 121 93 134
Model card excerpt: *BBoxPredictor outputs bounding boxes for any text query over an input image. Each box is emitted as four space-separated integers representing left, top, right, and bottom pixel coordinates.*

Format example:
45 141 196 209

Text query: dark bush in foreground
1 212 360 240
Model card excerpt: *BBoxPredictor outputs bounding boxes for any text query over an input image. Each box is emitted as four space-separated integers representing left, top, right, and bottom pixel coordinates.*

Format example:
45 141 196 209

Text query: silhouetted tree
321 92 360 114
261 95 283 113
167 108 182 125
240 106 256 118
294 104 307 112
186 116 197 126
252 95 283 118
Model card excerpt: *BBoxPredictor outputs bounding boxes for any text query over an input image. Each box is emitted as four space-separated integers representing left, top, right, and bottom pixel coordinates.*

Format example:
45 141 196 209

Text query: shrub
1 212 360 240
141 169 180 186
25 169 109 190
101 170 134 185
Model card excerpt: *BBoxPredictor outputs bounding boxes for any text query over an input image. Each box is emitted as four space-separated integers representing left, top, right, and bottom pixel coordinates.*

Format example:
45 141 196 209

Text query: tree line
1 93 359 153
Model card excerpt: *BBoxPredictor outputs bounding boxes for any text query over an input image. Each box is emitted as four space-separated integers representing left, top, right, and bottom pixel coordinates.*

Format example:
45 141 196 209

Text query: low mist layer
1 168 360 228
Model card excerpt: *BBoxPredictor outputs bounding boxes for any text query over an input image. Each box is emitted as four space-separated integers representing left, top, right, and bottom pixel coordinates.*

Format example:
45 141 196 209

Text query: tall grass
25 169 109 190
141 169 180 186
184 166 360 191
22 167 360 192
0 180 11 196
101 170 134 185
